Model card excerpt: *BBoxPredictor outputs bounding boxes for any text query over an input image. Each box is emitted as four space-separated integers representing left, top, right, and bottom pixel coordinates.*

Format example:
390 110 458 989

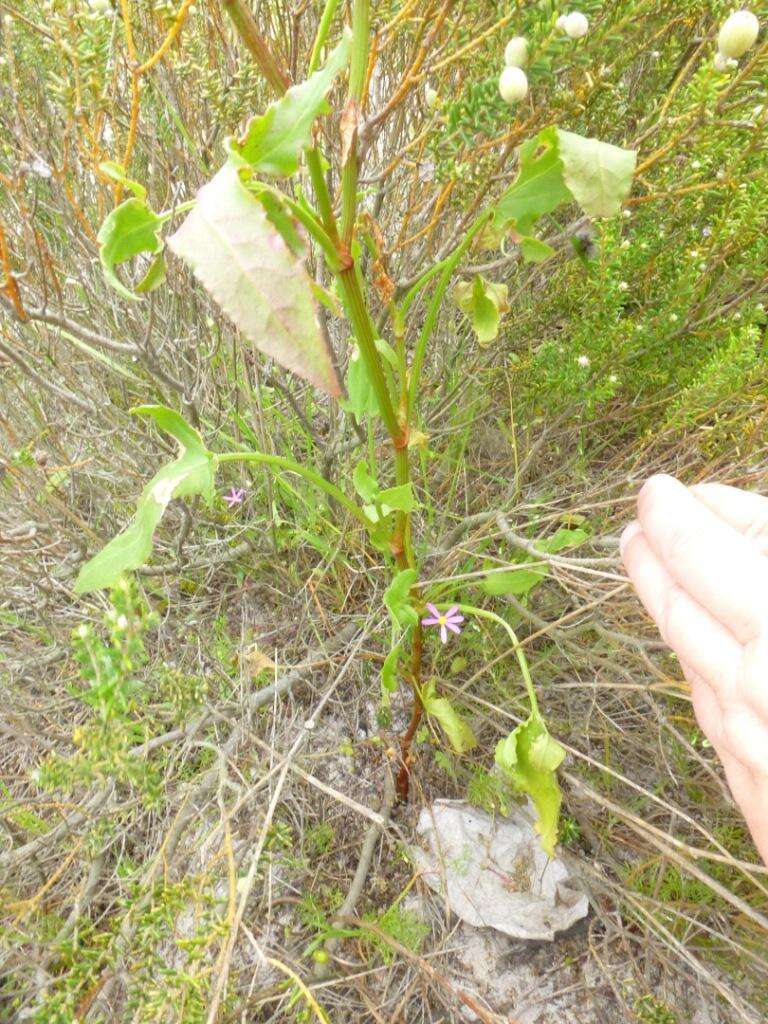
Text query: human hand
620 474 768 864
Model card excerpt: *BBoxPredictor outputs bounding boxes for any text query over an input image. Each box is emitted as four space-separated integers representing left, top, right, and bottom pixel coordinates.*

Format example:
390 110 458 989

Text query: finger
637 474 768 645
621 523 740 699
690 482 768 551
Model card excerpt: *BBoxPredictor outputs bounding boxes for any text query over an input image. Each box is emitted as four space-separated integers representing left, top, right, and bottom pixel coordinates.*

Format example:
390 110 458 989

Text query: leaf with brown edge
168 163 341 397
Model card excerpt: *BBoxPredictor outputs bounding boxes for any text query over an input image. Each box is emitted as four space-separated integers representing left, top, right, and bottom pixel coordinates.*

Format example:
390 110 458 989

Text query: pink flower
421 603 464 644
223 487 246 508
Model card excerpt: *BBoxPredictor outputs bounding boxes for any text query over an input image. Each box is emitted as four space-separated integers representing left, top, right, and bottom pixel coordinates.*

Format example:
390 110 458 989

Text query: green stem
340 0 369 245
308 0 341 74
434 602 538 714
216 451 369 527
337 266 401 444
221 0 290 96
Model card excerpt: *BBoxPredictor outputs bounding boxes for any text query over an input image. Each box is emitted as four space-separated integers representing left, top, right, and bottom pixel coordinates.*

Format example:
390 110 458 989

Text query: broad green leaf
383 569 418 629
98 198 163 301
481 566 547 597
421 680 477 754
556 129 636 219
168 163 340 396
74 407 215 594
519 236 555 262
453 274 509 345
493 126 571 239
495 712 565 856
231 31 352 176
378 483 417 514
537 526 589 554
352 461 379 503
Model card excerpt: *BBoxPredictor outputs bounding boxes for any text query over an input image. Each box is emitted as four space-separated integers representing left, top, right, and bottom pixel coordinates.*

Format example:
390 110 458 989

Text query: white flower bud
713 50 738 71
564 11 589 39
717 10 759 59
88 0 111 11
499 65 528 105
425 84 439 109
504 36 529 68
556 14 569 32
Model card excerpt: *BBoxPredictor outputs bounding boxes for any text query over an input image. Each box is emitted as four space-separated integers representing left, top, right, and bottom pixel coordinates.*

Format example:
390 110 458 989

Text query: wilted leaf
74 406 215 594
231 31 352 176
98 198 163 301
453 274 509 345
556 129 637 219
384 568 418 629
495 712 565 856
421 680 477 754
242 644 277 677
168 163 340 396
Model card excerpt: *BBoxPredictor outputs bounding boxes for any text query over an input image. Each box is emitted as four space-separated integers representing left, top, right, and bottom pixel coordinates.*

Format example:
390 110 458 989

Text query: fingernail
619 521 642 559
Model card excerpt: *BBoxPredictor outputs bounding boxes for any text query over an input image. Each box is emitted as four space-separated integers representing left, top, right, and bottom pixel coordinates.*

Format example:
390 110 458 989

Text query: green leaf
381 644 401 697
537 526 589 554
384 569 418 630
453 274 509 345
74 407 215 594
556 129 637 219
344 346 378 419
378 483 417 514
421 680 477 754
135 252 167 294
481 566 547 597
231 31 352 176
98 198 163 301
168 163 340 397
98 160 146 199
495 712 565 856
493 126 571 240
352 461 379 503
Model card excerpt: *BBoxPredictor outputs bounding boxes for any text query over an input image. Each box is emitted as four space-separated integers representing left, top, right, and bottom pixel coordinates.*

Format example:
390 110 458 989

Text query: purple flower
421 603 464 644
223 487 246 508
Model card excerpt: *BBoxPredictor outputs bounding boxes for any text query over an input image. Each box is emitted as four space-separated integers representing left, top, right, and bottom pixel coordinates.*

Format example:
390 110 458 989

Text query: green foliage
383 569 419 629
231 31 352 176
495 712 566 857
75 407 216 593
420 679 477 754
364 904 429 965
556 129 637 218
37 580 161 798
452 274 509 345
168 163 341 396
98 196 164 301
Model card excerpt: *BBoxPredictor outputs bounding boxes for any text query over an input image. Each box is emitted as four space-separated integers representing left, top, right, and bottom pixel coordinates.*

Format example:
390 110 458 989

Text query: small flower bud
713 50 738 71
425 84 439 109
88 0 111 12
564 11 589 39
717 10 759 59
504 36 529 68
556 14 569 31
499 65 528 105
